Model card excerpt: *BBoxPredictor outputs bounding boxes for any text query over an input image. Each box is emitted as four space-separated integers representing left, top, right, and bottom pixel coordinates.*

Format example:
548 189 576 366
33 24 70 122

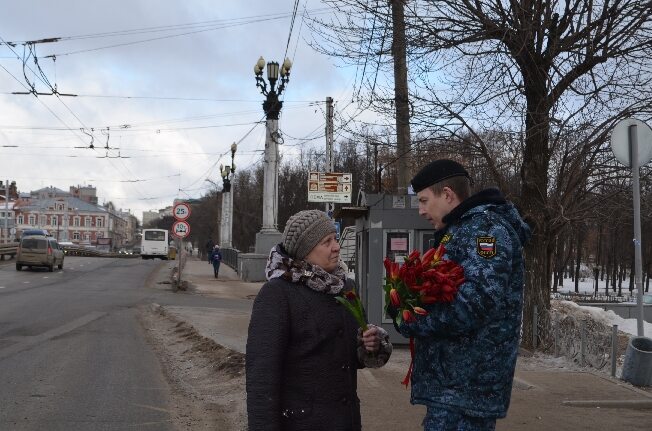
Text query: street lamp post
253 56 292 253
219 143 237 248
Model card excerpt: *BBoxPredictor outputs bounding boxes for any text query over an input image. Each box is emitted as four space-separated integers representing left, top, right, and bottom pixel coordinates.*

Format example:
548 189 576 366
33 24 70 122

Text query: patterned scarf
265 245 346 295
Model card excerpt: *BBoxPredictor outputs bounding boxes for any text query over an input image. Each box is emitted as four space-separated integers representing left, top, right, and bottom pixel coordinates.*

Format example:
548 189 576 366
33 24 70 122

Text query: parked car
16 235 64 272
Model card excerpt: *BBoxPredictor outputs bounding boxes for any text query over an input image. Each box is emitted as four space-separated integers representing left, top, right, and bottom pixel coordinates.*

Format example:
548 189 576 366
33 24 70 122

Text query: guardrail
0 242 18 259
62 245 139 258
552 291 636 303
0 243 140 260
220 247 240 273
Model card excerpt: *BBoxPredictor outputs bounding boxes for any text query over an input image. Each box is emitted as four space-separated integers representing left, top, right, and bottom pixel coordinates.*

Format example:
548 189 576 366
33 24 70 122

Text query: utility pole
325 96 335 217
3 180 8 243
391 0 411 194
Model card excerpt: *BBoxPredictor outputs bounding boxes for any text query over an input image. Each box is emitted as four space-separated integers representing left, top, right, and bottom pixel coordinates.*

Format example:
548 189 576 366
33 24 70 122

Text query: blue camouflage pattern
423 407 496 431
399 201 531 418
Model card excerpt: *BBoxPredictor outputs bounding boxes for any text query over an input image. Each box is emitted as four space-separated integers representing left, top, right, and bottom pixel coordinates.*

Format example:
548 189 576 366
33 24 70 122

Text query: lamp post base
255 229 282 255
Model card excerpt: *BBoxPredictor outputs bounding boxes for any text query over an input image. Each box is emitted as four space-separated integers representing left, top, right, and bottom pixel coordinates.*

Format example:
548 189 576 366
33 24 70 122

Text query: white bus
141 228 169 260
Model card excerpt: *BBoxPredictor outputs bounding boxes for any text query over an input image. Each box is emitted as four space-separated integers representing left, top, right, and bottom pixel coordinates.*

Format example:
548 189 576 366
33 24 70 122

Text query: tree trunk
574 230 582 293
520 95 551 349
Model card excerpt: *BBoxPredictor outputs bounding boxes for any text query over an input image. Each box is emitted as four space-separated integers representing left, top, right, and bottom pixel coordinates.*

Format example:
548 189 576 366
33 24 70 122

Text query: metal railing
533 303 623 375
220 247 240 273
0 242 18 259
62 245 139 258
552 291 636 303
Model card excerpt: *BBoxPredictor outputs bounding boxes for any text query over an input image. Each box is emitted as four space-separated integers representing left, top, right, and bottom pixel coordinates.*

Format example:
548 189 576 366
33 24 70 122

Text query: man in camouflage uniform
396 159 531 431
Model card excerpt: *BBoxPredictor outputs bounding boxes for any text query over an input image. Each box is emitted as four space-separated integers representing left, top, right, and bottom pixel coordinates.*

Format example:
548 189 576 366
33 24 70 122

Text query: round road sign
172 220 191 238
610 118 652 167
173 202 191 221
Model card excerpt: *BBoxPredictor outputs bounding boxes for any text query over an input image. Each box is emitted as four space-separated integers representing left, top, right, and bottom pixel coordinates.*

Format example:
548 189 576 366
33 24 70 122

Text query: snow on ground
555 277 650 337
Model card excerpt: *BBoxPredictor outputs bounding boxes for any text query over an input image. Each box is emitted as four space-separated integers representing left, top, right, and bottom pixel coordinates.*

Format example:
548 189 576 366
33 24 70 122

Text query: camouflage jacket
399 188 531 418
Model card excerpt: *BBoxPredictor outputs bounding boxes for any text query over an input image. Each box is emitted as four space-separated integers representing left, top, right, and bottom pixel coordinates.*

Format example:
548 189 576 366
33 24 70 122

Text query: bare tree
310 0 652 347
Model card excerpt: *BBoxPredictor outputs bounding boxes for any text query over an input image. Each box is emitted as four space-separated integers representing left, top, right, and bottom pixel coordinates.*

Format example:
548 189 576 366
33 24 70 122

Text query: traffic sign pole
629 125 644 337
172 203 191 289
611 119 652 337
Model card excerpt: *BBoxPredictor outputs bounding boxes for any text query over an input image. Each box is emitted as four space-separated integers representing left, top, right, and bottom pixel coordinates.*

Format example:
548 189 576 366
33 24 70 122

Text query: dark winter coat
209 248 222 264
399 188 531 418
246 276 364 431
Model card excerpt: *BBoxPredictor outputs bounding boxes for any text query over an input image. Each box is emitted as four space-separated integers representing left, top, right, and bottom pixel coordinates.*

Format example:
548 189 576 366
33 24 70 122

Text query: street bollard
554 320 559 357
611 325 619 377
533 305 538 350
580 320 586 367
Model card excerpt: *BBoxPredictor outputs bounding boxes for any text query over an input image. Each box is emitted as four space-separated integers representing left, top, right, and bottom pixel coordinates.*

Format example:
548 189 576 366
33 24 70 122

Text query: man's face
417 187 453 229
304 232 341 273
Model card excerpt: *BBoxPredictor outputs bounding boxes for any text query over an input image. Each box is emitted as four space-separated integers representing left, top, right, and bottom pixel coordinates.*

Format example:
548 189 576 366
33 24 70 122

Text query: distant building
70 185 98 205
142 210 160 227
14 196 109 244
0 180 18 200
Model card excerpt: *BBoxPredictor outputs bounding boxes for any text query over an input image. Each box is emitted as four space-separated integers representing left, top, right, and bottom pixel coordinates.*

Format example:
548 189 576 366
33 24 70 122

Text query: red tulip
421 247 436 263
402 309 417 323
390 288 401 307
413 306 428 315
383 258 400 282
407 249 421 261
345 291 358 301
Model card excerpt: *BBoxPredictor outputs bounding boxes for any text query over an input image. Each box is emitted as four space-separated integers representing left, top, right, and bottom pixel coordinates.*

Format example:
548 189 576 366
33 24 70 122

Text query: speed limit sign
172 220 191 238
173 202 191 221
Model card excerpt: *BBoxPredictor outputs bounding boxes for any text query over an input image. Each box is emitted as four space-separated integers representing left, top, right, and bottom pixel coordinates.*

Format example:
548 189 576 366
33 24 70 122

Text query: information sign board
307 172 352 203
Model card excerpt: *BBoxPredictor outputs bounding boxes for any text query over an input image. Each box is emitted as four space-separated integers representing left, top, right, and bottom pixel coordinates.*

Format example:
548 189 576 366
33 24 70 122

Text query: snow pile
555 299 652 336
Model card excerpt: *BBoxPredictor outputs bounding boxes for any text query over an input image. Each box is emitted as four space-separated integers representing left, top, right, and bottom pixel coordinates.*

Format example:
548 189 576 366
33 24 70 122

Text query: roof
16 196 107 213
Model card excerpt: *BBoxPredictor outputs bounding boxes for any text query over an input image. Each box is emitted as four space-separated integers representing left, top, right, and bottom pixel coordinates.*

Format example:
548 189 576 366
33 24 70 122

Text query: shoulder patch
477 236 496 258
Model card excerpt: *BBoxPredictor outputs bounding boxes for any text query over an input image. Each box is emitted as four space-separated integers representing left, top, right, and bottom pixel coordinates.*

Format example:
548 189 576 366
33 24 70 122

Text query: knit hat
411 159 471 193
282 210 336 260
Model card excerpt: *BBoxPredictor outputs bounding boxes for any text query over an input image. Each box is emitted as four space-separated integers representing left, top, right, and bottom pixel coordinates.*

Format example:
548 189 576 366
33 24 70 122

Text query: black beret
411 159 470 193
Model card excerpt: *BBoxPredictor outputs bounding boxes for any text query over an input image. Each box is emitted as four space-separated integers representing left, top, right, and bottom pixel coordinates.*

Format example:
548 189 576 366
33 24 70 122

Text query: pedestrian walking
390 159 531 431
205 238 214 263
246 209 392 431
210 244 222 279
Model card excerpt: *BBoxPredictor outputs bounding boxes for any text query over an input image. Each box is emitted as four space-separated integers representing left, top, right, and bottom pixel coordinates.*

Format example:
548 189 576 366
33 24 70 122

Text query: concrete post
261 118 279 232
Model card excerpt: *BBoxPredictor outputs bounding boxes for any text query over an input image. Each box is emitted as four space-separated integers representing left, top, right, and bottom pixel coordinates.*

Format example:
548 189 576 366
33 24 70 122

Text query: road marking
132 403 171 414
0 286 5 289
43 276 49 279
23 281 30 284
0 311 107 361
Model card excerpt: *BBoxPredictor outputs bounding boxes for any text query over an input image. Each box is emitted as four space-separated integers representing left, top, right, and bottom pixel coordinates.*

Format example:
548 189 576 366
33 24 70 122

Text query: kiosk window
422 232 437 253
386 232 410 263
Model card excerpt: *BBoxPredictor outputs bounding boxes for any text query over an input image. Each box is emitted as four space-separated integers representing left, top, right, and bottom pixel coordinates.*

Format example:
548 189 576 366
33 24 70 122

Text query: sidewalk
156 258 652 430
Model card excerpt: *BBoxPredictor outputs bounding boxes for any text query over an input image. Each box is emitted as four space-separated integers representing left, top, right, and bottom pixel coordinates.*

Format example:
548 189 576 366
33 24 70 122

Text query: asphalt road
0 256 245 431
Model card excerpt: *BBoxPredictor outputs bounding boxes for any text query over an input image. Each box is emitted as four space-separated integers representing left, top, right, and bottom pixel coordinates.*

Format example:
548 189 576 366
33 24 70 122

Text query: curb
562 399 652 409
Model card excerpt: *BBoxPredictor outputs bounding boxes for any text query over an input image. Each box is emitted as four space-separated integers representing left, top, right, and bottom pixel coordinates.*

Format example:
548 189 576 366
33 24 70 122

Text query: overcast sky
0 1 371 221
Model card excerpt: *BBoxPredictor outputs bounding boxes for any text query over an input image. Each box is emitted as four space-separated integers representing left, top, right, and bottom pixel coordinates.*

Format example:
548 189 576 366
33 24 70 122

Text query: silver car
16 235 65 272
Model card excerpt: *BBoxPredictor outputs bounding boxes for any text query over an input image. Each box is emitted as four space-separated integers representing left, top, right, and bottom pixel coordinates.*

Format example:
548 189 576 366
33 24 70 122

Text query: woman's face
304 232 340 273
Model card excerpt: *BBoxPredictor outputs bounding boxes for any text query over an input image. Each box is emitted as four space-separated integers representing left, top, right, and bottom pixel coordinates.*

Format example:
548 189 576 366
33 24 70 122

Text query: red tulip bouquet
383 244 465 386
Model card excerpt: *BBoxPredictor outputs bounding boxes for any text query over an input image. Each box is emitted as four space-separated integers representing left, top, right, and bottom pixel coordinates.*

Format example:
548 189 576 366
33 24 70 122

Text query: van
21 229 51 238
16 235 65 272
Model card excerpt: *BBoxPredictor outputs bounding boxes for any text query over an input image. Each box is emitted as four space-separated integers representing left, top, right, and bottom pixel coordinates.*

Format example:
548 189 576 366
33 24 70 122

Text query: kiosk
340 191 436 344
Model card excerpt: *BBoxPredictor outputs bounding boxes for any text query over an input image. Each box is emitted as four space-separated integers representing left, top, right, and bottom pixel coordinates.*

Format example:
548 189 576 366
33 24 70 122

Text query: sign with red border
173 202 192 221
172 220 191 238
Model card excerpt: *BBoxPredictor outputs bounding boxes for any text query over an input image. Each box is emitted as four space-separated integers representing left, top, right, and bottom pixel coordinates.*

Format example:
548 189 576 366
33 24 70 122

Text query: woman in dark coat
246 210 392 431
